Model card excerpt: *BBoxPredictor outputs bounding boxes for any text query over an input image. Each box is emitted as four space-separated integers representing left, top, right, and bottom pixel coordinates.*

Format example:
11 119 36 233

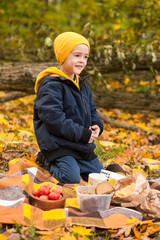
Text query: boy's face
60 44 89 79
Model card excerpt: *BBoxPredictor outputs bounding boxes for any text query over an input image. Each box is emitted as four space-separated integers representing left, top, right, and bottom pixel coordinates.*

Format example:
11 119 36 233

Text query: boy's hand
88 125 100 143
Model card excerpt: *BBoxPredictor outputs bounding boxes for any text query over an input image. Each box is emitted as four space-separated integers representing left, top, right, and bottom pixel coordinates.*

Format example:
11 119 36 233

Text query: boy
34 32 104 184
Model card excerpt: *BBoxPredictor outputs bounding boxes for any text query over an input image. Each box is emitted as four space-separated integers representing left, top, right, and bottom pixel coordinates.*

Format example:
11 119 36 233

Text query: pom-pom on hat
54 32 90 65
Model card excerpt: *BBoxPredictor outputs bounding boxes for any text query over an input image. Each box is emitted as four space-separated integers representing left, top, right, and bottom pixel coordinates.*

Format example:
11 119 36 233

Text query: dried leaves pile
0 92 160 239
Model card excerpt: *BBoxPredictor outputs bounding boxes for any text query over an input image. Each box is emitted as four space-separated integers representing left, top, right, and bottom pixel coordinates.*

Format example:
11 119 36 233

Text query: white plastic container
88 173 107 186
75 185 113 213
100 169 125 182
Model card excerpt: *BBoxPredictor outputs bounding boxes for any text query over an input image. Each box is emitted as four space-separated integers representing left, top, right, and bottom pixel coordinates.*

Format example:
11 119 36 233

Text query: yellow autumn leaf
126 86 135 92
118 131 127 137
71 226 93 236
0 234 7 240
17 94 35 104
110 81 121 89
7 132 15 140
142 158 160 170
153 150 160 158
150 118 160 125
36 227 65 238
28 119 34 130
136 122 150 131
147 164 160 171
99 140 119 147
122 164 133 174
0 115 8 125
124 77 130 85
39 235 57 240
11 140 21 145
0 131 6 139
60 232 76 240
144 225 160 237
103 158 116 164
104 110 115 117
18 129 33 137
140 219 154 226
132 167 148 178
127 217 141 225
0 9 5 14
132 225 142 239
113 24 121 30
131 132 140 141
142 158 160 165
0 91 5 97
139 80 148 86
156 75 160 85
127 120 136 125
118 112 132 120
36 230 57 235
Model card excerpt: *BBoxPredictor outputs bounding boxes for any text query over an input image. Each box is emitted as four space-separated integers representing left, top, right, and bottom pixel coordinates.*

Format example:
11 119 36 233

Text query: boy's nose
79 57 85 63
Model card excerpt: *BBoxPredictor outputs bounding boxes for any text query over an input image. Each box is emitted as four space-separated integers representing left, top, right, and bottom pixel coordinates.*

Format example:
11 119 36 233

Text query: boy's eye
75 54 80 57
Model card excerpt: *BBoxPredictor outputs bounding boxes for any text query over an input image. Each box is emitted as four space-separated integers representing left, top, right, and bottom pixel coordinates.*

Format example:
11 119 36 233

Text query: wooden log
92 88 160 112
0 62 160 112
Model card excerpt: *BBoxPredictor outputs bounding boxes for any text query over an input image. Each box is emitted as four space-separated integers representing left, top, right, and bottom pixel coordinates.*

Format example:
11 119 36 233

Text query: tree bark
91 88 160 112
89 54 160 73
97 109 146 132
0 61 160 112
0 62 58 93
0 53 160 92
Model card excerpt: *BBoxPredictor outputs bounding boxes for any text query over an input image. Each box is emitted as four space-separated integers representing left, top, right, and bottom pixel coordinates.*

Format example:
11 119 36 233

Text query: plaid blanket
0 158 159 230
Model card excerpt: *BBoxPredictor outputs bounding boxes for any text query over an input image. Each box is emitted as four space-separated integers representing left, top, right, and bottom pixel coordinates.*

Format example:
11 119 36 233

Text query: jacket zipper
81 93 87 127
81 92 92 158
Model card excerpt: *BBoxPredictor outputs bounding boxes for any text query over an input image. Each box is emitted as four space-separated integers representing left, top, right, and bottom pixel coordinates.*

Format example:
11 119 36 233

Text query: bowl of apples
29 184 66 211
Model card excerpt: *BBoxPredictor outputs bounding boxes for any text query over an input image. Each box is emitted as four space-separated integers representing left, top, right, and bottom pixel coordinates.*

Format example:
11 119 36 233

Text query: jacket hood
34 67 80 93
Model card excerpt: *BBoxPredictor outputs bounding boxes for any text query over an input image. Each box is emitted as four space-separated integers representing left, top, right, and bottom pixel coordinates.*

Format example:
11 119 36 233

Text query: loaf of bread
81 197 98 212
95 180 114 195
114 182 135 198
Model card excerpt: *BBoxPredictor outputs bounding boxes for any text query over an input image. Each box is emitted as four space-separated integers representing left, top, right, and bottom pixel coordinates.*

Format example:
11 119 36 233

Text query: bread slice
95 180 114 195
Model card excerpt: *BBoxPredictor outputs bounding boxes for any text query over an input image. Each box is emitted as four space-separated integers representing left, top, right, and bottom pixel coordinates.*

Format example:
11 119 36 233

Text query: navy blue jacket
33 75 103 161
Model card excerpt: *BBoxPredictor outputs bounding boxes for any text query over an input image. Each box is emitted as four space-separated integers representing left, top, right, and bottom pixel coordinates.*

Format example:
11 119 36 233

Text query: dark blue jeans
45 155 104 183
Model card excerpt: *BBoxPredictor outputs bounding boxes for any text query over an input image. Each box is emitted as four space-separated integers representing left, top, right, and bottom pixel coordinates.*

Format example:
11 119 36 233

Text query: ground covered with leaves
0 92 160 239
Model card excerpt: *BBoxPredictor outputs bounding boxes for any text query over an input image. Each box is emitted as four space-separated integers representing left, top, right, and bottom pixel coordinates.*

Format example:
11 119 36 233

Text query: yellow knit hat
54 32 90 65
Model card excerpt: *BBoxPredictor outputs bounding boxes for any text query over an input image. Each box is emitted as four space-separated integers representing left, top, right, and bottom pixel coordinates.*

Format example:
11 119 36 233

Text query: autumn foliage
0 91 160 239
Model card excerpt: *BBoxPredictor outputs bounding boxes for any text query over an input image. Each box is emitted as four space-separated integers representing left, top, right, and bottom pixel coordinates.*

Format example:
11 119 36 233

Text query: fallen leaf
99 140 120 147
60 232 76 240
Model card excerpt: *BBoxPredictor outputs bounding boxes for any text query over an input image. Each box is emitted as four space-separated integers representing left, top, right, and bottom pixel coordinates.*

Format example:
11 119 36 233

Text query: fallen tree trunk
91 88 160 112
97 109 146 132
89 54 160 73
0 62 55 93
0 62 160 112
0 55 160 92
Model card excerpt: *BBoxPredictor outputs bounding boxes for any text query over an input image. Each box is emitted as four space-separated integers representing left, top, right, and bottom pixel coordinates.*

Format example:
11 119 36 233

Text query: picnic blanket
0 158 159 230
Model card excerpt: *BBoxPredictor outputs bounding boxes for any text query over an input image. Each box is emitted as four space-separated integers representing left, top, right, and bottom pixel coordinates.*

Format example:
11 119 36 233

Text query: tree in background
0 0 159 63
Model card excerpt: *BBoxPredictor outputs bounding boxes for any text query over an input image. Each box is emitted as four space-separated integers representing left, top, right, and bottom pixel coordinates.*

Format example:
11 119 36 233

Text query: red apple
50 186 57 193
33 189 41 197
39 186 50 196
39 195 48 200
48 191 60 200
56 186 62 194
45 183 53 190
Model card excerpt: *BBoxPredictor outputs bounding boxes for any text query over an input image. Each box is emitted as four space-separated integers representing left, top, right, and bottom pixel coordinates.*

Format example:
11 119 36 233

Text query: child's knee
59 173 80 184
